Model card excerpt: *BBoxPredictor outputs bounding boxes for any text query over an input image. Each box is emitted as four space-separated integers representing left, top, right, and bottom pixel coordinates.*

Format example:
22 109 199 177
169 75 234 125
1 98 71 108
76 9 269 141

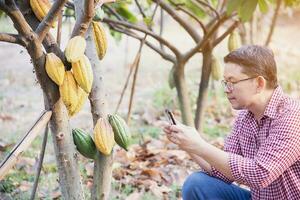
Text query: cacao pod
65 36 86 62
94 117 115 156
68 87 88 117
108 114 131 151
228 31 241 52
168 67 175 89
72 128 97 159
45 53 65 86
29 0 56 27
72 55 93 93
59 71 78 112
91 21 108 60
211 55 222 81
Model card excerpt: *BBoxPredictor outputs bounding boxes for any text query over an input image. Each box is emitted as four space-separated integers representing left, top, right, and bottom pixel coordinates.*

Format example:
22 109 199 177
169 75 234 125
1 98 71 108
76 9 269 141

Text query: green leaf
258 0 269 13
143 17 154 27
238 0 258 22
110 29 122 43
115 4 138 23
226 0 243 16
185 0 206 18
94 8 105 21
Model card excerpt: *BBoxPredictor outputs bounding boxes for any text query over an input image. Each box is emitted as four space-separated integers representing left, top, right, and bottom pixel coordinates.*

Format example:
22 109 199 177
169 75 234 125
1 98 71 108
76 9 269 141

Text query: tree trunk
265 0 282 46
174 63 194 126
16 1 85 198
85 20 113 200
194 47 212 132
31 51 85 200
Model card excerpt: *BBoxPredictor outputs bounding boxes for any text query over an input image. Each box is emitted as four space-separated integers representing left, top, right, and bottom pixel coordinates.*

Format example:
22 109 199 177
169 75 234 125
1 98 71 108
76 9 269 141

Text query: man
163 45 300 200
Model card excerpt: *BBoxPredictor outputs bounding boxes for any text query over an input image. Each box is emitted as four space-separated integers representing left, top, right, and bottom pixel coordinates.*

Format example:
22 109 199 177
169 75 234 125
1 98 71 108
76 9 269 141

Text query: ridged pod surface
68 87 88 117
211 55 222 81
59 71 78 112
29 0 56 27
45 53 65 86
94 117 115 156
92 21 107 60
72 128 97 159
168 67 175 89
108 114 130 151
228 31 241 52
65 36 86 62
72 55 93 93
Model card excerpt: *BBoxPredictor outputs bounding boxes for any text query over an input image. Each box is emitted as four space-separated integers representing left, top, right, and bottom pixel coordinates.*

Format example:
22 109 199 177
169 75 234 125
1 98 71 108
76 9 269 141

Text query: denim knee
182 171 209 200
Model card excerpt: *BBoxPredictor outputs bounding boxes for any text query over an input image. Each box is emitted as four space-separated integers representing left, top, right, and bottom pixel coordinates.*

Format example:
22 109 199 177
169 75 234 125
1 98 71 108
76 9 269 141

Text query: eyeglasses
221 77 257 92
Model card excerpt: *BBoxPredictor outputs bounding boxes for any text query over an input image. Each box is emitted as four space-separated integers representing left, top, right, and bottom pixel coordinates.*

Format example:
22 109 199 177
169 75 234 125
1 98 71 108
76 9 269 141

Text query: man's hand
162 121 205 154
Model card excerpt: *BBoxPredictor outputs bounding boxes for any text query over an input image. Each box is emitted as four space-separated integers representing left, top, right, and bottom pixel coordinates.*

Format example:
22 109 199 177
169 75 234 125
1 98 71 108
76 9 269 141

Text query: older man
163 45 300 200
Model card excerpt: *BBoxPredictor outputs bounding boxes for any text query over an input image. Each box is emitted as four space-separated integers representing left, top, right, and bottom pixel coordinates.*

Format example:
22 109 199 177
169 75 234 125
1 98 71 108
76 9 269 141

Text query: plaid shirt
209 86 300 200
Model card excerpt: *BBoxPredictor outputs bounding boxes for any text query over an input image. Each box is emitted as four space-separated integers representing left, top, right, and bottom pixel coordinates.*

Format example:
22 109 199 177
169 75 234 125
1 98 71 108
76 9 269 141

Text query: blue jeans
182 172 251 200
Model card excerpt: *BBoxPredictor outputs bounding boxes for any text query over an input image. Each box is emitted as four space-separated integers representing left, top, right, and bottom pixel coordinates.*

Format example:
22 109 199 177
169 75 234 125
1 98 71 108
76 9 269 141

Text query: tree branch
71 0 94 37
102 17 181 58
134 0 146 18
169 0 207 34
193 0 220 19
35 0 68 41
0 32 26 46
265 0 282 46
183 12 229 61
108 23 175 63
0 0 34 37
213 20 239 47
103 4 125 21
152 0 201 42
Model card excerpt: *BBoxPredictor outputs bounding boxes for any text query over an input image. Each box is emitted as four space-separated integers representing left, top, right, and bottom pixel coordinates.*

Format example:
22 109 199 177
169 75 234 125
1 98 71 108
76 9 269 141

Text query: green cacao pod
72 128 97 159
211 55 222 81
168 67 175 89
228 31 241 52
108 114 131 151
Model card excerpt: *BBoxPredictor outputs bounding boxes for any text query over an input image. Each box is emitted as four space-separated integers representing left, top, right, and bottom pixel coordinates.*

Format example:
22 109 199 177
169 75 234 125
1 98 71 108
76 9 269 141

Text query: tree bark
265 0 282 46
194 47 212 132
17 1 85 199
30 50 85 200
174 63 194 126
85 27 113 200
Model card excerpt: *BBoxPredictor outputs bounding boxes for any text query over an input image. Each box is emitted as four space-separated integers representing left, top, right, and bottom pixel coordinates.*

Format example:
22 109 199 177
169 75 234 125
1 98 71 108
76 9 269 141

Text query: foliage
227 0 300 22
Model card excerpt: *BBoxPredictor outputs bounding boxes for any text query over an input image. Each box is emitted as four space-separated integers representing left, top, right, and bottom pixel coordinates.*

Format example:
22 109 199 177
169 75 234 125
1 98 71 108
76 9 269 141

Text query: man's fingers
169 125 182 132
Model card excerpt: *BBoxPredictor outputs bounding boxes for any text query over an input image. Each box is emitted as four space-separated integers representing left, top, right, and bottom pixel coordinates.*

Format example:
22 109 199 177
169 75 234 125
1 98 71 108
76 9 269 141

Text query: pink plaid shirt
209 86 300 199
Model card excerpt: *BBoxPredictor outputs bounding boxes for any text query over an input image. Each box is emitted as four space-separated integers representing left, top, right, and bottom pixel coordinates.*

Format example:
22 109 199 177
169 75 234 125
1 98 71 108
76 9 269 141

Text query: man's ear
256 76 266 92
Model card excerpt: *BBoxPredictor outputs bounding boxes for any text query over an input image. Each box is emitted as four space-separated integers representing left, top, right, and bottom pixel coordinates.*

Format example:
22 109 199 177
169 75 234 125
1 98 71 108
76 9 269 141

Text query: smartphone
165 109 176 125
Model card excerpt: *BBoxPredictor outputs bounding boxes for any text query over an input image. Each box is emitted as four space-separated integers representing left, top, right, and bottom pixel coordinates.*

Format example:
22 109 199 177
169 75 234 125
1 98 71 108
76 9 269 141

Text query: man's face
223 63 258 110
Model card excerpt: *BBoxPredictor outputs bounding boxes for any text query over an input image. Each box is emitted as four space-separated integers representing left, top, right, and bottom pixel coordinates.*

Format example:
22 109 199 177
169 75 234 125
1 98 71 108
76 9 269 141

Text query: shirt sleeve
206 113 243 183
229 111 300 189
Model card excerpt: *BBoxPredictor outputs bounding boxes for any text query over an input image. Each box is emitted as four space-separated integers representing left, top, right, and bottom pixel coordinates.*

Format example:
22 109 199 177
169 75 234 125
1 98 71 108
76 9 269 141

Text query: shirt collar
263 85 284 119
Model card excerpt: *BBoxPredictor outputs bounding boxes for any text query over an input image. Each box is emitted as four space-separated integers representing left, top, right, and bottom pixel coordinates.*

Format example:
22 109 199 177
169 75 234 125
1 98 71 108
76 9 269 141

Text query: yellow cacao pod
29 0 56 27
94 117 115 156
59 71 78 112
72 55 93 93
65 36 86 62
68 87 88 117
211 55 222 81
228 31 241 52
45 53 65 86
92 21 107 60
